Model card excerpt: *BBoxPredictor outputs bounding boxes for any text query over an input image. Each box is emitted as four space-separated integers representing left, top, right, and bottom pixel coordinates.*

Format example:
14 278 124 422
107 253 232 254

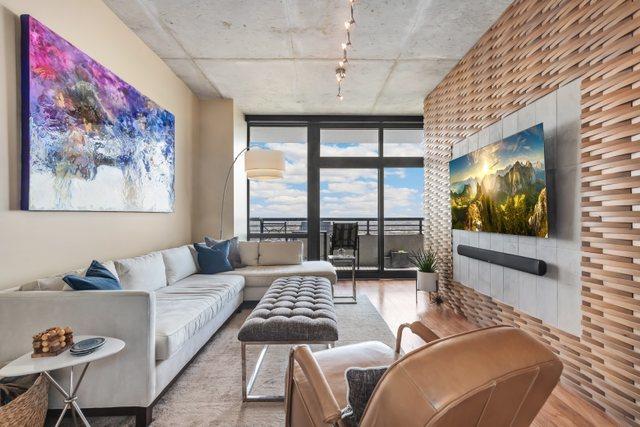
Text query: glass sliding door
383 168 424 271
248 126 308 257
320 168 378 270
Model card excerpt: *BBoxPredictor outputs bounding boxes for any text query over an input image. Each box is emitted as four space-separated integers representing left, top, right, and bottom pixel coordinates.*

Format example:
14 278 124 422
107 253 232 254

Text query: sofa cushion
115 252 167 291
154 274 244 360
219 261 337 288
205 236 243 268
63 261 122 291
195 242 233 274
238 241 259 266
19 261 119 291
258 241 303 265
161 246 198 285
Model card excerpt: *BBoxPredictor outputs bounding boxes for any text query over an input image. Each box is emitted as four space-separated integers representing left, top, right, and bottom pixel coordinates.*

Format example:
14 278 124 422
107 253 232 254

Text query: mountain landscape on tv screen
450 124 548 237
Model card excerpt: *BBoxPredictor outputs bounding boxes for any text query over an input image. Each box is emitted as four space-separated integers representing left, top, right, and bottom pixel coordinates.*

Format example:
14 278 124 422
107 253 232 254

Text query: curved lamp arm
219 146 249 239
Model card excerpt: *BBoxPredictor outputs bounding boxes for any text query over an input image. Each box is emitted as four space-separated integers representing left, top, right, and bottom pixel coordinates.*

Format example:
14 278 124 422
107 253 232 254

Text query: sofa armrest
0 290 156 408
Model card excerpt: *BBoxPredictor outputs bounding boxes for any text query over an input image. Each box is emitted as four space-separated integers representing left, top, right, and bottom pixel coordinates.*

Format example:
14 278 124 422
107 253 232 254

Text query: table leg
332 259 358 304
71 403 79 426
72 401 91 426
44 363 92 427
54 404 70 427
351 259 356 301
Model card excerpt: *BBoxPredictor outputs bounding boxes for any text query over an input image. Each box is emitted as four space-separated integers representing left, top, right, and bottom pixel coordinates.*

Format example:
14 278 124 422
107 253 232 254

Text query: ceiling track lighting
335 0 357 101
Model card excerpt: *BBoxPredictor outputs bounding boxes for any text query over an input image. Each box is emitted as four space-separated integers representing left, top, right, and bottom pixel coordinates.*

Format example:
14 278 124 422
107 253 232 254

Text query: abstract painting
20 15 175 212
450 124 548 237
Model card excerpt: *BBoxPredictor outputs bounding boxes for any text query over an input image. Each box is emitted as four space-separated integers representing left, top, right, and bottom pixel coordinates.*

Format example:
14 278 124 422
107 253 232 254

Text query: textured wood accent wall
423 0 640 424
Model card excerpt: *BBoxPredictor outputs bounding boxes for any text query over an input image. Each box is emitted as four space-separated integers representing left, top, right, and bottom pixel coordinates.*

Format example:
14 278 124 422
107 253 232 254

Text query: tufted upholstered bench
238 276 338 402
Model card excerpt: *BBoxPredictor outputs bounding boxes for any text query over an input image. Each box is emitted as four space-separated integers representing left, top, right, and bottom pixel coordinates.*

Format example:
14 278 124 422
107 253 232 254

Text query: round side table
0 336 125 427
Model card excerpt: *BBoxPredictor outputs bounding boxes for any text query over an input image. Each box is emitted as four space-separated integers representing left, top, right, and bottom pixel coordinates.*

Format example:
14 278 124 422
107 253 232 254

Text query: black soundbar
457 244 547 276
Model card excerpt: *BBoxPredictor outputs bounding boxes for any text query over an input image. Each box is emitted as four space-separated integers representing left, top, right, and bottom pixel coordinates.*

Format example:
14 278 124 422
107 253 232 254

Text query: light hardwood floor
334 279 616 427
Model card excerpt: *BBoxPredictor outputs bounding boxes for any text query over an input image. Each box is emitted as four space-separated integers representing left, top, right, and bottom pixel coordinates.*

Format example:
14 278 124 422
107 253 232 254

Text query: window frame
246 115 424 278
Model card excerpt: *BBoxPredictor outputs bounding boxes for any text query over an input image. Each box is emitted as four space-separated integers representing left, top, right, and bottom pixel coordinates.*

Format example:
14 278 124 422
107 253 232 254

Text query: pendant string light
335 0 357 101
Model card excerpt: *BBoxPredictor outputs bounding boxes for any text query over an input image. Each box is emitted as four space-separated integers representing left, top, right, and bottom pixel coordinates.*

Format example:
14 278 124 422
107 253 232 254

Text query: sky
449 124 546 184
249 133 423 219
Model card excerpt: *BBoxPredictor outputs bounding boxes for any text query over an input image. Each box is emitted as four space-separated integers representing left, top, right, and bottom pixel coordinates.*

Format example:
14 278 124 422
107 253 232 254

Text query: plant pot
417 271 438 292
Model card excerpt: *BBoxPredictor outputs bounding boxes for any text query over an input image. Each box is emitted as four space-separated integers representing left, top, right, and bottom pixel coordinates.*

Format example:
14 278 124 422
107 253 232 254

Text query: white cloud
384 143 424 157
384 185 423 217
321 169 377 183
326 181 377 194
248 142 424 220
321 143 378 157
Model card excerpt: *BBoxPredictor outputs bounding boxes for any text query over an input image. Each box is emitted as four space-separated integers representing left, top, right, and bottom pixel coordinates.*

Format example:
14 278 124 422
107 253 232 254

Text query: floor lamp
219 147 285 239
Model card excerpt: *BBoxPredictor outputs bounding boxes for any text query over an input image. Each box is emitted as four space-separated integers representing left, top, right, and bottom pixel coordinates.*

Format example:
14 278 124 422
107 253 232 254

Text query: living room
0 0 638 426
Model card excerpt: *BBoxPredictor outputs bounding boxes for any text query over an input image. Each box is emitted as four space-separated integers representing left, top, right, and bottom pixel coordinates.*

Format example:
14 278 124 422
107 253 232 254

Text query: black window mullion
378 127 384 274
307 123 320 260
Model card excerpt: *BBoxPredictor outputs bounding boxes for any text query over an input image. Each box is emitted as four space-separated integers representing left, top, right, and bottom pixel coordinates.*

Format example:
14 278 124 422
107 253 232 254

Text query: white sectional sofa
0 240 336 426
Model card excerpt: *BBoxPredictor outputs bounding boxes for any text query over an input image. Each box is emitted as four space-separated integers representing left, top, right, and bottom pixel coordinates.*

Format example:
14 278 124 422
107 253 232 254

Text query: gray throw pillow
341 366 388 426
204 236 243 268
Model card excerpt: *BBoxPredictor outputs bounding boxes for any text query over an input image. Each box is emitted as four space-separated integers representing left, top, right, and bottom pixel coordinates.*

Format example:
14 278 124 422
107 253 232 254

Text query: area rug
48 295 396 426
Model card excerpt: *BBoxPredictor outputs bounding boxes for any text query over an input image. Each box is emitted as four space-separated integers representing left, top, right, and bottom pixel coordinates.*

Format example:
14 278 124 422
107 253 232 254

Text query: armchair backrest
360 326 563 426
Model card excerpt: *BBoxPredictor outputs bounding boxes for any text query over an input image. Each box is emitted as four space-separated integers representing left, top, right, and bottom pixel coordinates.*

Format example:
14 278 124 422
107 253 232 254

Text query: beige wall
0 0 198 289
192 99 246 242
233 104 247 240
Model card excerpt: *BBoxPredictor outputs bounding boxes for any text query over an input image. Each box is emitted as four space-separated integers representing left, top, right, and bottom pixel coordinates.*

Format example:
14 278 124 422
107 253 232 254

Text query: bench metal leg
241 341 336 402
242 343 284 402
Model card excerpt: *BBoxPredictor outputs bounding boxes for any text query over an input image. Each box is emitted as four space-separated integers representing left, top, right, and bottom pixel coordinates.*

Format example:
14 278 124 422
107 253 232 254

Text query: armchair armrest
286 345 342 426
0 290 156 408
395 321 440 353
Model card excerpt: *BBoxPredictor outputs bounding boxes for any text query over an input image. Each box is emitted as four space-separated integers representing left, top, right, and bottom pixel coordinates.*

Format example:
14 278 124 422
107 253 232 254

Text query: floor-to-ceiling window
246 116 423 278
248 126 309 256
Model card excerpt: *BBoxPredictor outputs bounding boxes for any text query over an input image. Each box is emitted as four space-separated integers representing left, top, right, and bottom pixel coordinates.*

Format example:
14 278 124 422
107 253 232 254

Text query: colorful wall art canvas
450 123 548 237
20 15 175 212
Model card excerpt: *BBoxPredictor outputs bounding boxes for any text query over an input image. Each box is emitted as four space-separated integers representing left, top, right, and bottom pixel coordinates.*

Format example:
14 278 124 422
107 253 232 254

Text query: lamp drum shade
245 149 285 180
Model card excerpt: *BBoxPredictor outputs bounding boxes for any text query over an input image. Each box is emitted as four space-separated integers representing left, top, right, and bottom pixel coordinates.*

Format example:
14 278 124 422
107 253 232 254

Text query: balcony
249 217 424 271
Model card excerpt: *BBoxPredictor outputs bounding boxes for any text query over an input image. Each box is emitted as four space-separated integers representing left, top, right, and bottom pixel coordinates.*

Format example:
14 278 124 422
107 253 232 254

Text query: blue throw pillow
204 236 242 268
195 241 233 274
63 261 122 291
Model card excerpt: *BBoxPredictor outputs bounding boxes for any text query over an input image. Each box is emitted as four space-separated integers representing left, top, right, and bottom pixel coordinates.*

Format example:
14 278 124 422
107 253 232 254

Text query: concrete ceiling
105 0 512 115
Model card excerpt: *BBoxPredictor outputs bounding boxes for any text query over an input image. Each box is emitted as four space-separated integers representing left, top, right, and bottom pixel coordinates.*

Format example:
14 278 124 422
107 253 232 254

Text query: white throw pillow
161 245 198 285
238 241 259 266
115 252 167 291
102 260 120 281
258 241 303 265
18 274 72 291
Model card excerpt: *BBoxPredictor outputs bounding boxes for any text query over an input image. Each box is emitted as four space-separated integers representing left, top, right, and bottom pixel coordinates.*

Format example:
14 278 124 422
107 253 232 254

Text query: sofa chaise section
221 261 336 300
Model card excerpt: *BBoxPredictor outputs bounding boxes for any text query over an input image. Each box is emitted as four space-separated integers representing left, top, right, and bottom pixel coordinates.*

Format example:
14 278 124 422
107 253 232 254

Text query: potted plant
409 249 439 293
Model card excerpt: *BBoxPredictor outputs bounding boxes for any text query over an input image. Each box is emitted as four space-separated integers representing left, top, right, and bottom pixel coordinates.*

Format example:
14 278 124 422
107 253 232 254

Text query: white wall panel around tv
451 79 582 336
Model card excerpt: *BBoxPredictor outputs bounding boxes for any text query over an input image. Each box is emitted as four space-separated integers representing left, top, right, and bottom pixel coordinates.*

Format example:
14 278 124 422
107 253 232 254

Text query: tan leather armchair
285 323 562 427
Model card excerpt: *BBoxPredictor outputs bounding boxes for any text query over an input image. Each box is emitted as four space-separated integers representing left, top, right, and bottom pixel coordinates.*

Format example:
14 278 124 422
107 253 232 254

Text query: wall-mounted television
450 123 548 238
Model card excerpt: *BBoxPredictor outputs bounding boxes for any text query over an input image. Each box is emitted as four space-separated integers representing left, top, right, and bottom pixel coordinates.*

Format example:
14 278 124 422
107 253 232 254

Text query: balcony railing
249 217 423 238
248 217 424 269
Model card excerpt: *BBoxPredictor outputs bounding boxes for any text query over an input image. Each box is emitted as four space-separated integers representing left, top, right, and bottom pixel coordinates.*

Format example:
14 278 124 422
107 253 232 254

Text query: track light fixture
335 0 357 101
